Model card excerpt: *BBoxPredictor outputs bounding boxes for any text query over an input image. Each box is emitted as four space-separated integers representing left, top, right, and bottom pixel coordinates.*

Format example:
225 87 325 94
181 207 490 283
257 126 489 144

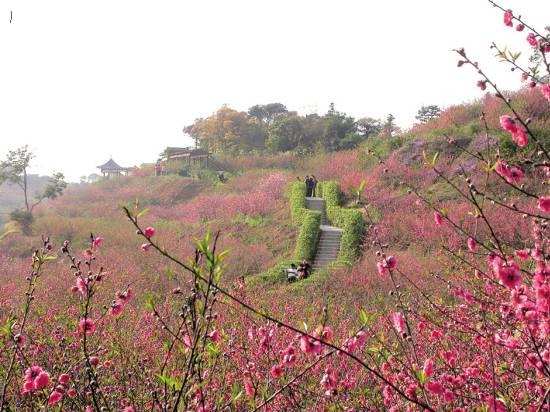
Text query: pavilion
97 158 130 178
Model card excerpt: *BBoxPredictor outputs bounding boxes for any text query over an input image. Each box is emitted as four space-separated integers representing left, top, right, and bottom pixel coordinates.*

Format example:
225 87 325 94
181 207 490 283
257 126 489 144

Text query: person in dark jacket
311 175 318 197
305 176 313 197
298 260 311 279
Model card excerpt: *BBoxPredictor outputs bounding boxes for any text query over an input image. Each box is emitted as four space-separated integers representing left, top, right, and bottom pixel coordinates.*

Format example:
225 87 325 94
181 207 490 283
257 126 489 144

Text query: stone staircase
305 197 328 224
305 197 343 270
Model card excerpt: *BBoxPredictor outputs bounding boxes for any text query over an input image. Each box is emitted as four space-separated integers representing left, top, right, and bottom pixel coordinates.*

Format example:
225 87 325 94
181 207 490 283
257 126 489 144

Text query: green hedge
288 180 321 261
294 210 321 261
318 180 365 264
288 181 307 224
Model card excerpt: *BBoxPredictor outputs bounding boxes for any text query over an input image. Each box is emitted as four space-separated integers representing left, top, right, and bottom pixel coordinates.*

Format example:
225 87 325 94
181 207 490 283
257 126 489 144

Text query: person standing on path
305 176 313 197
311 175 318 197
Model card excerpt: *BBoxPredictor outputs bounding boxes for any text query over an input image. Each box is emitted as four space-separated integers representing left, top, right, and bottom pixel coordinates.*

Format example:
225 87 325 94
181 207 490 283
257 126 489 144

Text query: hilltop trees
415 105 442 123
0 146 66 232
185 103 382 154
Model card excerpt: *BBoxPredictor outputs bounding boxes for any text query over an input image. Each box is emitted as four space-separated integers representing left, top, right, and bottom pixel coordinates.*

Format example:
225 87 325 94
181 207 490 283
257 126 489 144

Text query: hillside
1 87 548 410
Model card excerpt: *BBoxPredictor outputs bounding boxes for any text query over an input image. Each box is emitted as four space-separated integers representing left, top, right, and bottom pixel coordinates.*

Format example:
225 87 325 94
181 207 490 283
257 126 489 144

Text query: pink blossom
67 388 77 398
14 333 26 346
423 358 435 377
511 127 528 147
434 211 443 226
89 356 100 366
477 80 487 90
58 373 70 385
320 326 333 342
22 366 50 393
499 115 517 134
376 262 388 276
48 390 63 406
270 364 283 379
426 380 445 396
244 378 255 398
527 33 538 48
541 83 550 102
467 237 476 252
282 345 296 366
141 243 151 252
391 312 406 335
122 407 136 412
144 226 155 238
208 329 220 343
110 302 124 316
494 260 522 289
384 255 397 269
76 277 88 296
92 236 104 248
503 9 513 27
515 249 530 260
495 160 524 184
78 318 96 335
516 23 525 31
538 196 550 212
34 371 50 390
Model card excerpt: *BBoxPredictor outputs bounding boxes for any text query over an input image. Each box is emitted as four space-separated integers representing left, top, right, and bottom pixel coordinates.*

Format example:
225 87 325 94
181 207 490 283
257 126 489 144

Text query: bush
294 210 321 261
318 180 364 264
288 181 307 224
9 209 34 235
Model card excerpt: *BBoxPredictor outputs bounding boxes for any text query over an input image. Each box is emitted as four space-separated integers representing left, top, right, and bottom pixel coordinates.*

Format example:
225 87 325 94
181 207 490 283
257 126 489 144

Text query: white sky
1 0 549 181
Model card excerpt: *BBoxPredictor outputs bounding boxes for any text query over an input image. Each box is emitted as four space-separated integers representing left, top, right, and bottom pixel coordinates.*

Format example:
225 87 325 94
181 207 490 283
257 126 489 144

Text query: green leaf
156 374 182 390
143 292 157 311
136 208 149 218
431 152 439 166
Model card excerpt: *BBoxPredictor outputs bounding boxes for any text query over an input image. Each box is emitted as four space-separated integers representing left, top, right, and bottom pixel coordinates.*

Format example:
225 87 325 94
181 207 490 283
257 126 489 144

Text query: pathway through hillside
305 197 343 270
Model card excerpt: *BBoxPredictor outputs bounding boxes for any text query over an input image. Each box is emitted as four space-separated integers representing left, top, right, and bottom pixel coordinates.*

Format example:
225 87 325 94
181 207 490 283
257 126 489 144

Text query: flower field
1 3 550 411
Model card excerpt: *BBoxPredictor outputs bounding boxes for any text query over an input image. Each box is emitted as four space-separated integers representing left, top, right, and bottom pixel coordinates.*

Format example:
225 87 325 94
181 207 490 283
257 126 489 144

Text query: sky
1 0 549 181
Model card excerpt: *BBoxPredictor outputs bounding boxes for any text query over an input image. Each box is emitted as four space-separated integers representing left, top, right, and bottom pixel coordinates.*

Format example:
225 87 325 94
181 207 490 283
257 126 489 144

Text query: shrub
294 210 321 261
9 209 33 235
288 181 307 224
318 180 365 264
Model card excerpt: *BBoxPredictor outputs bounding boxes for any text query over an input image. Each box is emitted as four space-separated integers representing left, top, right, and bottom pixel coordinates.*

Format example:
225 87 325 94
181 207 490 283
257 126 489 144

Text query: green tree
382 114 400 138
356 117 382 138
415 105 442 124
322 104 357 151
248 103 288 124
184 106 266 153
266 115 304 152
0 146 67 233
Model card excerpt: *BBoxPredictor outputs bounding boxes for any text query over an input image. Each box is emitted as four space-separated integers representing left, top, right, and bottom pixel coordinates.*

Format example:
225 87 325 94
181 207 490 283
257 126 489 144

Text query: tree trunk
23 168 29 212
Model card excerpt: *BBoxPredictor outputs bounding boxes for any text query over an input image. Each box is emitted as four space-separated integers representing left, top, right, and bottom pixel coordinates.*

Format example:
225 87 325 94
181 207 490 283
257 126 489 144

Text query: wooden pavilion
162 147 210 172
97 158 130 178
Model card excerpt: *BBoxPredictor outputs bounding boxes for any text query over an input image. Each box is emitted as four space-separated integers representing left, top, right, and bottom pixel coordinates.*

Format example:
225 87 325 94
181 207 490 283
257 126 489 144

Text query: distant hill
0 174 51 226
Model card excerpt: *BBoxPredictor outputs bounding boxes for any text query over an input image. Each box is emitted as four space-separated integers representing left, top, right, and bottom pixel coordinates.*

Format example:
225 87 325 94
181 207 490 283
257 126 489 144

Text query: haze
1 0 548 181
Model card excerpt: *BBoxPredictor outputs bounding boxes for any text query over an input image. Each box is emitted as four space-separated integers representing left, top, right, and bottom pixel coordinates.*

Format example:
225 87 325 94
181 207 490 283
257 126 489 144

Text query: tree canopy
184 103 385 154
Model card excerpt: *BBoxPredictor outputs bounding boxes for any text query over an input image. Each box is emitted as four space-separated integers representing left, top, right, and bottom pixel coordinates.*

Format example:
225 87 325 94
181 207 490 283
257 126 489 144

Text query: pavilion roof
97 158 126 170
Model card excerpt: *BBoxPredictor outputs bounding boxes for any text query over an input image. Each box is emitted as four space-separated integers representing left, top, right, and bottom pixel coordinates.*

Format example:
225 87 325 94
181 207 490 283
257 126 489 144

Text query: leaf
156 374 182 390
165 267 176 281
0 229 18 241
42 254 57 262
415 369 427 384
431 152 439 166
143 292 157 311
136 208 149 218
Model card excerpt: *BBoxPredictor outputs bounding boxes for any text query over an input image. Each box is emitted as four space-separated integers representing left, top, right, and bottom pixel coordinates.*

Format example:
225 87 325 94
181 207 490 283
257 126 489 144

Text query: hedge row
288 181 321 261
294 210 321 262
317 181 365 264
288 181 307 224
